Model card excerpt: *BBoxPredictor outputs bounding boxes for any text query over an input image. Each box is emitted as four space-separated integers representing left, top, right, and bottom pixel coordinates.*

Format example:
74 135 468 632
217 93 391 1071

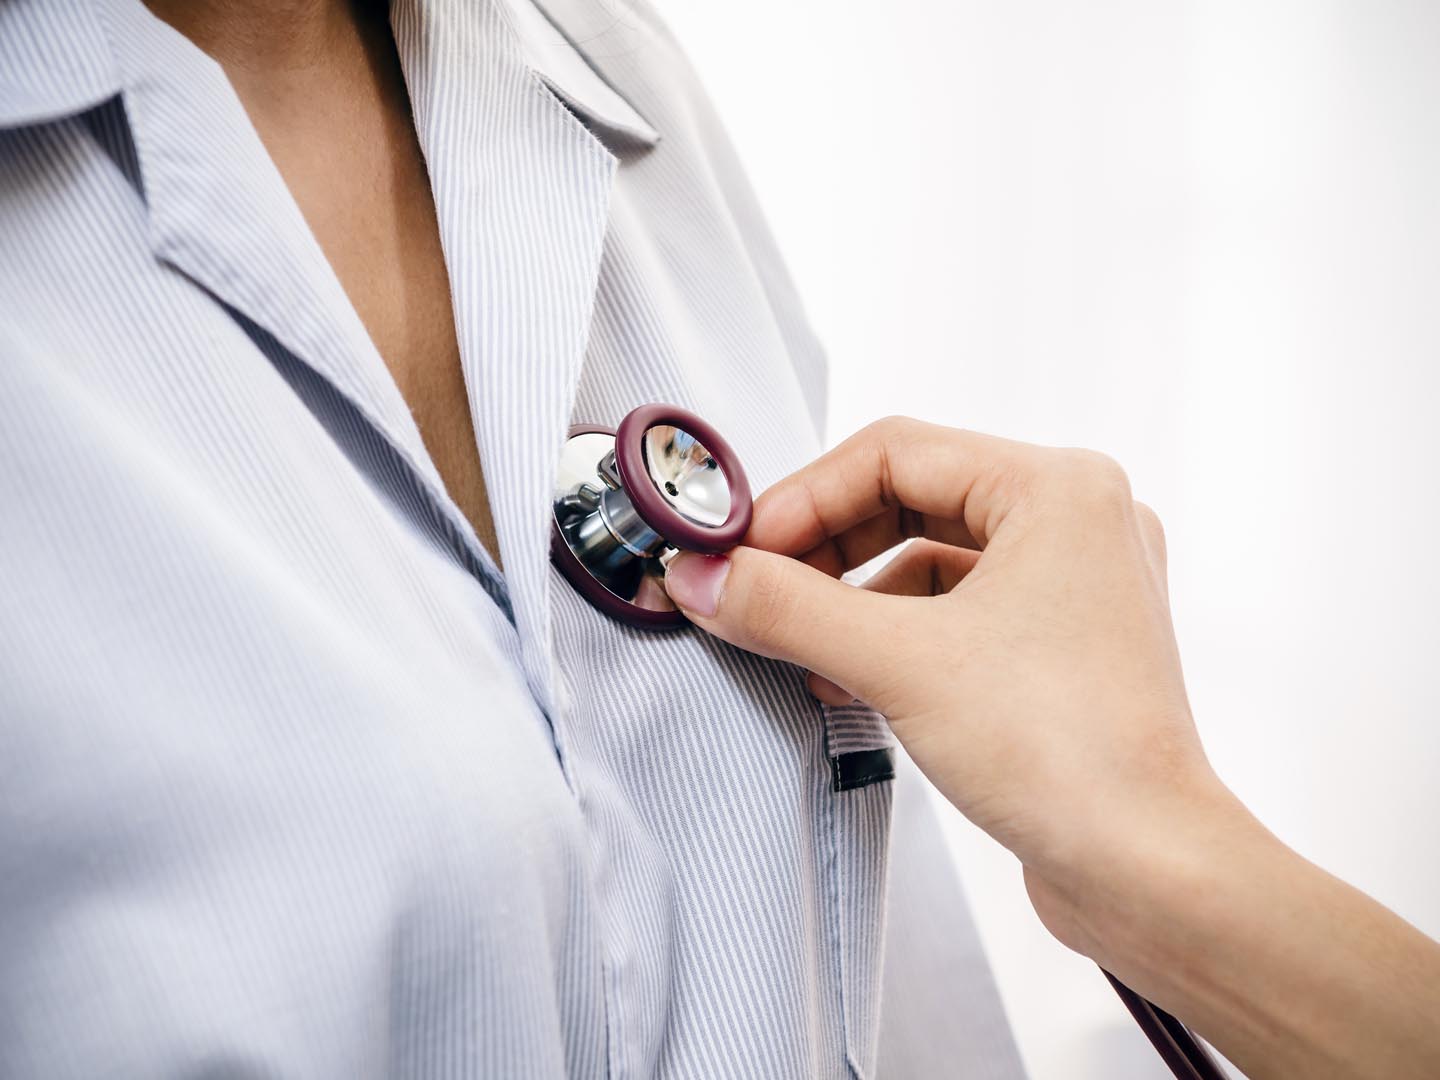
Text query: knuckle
1054 448 1132 505
1133 501 1166 544
989 454 1037 507
1074 447 1131 489
864 414 918 448
859 415 923 507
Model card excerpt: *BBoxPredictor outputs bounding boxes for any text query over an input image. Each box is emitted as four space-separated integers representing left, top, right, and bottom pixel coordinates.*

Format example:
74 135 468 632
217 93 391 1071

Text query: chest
227 30 501 559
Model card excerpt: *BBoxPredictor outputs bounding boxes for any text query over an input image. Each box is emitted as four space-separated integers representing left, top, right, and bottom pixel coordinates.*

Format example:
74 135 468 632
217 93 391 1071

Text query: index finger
746 418 1037 569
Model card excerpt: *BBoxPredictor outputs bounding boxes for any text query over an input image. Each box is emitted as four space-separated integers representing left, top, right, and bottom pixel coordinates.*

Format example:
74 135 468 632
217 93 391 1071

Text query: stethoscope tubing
1103 969 1230 1080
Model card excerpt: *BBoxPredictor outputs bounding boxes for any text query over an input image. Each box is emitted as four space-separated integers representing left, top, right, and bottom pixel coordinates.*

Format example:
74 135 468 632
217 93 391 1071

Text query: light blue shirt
0 0 1024 1075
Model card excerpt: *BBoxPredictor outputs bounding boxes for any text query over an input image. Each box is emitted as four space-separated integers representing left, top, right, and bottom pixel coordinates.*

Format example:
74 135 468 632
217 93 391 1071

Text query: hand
664 417 1440 1080
664 418 1220 898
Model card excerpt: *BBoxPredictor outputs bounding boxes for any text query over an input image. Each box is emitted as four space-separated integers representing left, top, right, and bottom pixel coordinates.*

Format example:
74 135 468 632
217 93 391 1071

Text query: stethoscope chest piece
550 403 752 629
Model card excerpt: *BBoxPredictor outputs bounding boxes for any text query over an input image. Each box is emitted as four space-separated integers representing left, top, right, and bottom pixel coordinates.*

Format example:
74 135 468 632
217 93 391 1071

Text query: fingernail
664 553 730 618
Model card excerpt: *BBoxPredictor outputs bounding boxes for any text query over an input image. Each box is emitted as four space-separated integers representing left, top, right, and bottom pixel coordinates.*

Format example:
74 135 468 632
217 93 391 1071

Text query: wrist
1048 777 1322 1076
1083 779 1275 969
1036 769 1272 973
1049 777 1440 1079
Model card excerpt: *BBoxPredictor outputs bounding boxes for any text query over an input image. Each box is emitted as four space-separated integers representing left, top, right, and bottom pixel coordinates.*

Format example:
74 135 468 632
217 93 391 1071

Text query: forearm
1073 787 1440 1079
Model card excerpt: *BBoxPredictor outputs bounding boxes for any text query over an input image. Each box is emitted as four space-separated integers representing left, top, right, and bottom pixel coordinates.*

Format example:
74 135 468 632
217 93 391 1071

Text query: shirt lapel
95 0 488 570
95 0 510 592
392 0 621 714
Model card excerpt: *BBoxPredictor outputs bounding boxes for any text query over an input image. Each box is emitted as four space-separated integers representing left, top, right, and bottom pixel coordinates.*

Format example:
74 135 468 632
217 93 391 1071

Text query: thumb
664 547 901 693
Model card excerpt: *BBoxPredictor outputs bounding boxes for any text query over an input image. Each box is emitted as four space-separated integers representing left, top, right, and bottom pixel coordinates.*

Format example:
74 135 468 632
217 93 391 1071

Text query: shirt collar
0 0 661 151
503 0 660 148
0 0 122 128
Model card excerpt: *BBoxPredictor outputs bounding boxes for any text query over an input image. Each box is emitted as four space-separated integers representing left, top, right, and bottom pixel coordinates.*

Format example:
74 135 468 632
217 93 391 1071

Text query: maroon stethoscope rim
613 402 753 555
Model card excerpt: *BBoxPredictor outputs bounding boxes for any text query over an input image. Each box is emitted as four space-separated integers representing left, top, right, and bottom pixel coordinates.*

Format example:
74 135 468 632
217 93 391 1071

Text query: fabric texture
0 0 1025 1076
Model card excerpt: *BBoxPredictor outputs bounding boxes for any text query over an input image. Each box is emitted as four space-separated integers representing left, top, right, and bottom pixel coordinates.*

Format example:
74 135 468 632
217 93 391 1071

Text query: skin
145 0 502 563
664 418 1440 1079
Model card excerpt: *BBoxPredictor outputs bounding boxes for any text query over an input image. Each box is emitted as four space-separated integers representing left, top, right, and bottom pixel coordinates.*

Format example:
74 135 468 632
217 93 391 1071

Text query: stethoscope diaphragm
550 402 752 629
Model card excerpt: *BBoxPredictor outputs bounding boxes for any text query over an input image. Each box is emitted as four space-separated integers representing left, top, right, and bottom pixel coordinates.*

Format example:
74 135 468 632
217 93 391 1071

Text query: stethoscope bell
550 402 753 629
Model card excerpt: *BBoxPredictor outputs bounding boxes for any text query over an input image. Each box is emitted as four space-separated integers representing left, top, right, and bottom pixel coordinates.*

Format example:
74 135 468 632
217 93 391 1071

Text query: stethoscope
550 402 752 629
551 402 1229 1080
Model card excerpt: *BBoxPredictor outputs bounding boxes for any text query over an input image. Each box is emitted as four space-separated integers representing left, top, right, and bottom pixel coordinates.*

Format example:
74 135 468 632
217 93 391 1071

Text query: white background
661 2 1440 1076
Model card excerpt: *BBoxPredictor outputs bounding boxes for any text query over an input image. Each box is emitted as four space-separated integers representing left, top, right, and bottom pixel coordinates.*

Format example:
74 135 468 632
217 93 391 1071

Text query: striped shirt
0 0 1025 1076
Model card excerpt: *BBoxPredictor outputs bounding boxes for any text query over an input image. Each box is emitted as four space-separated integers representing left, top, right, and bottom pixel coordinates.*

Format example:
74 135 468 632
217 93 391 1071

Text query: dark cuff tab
830 748 895 792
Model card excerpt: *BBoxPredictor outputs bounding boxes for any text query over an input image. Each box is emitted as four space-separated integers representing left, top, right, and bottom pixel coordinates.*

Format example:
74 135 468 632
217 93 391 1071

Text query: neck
142 0 384 72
